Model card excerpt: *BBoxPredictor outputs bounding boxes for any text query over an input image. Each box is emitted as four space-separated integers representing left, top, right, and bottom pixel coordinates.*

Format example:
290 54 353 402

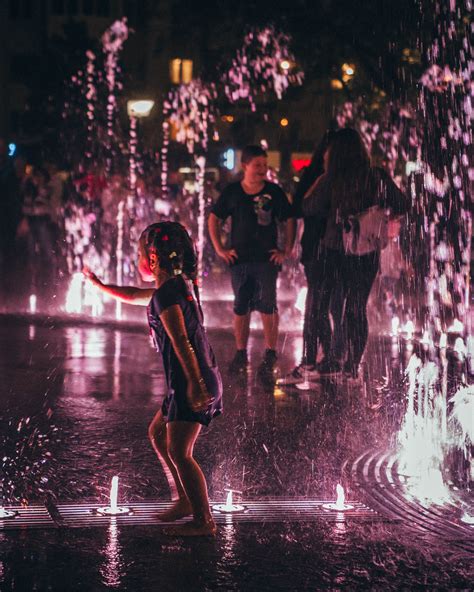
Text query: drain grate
349 449 474 554
0 498 375 531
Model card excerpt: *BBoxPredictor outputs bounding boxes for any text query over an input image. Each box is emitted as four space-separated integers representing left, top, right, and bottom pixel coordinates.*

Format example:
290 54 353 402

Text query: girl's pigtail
192 276 204 322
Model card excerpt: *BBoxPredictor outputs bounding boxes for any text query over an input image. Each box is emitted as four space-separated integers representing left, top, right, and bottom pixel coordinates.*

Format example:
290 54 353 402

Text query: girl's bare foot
156 498 193 522
163 518 217 537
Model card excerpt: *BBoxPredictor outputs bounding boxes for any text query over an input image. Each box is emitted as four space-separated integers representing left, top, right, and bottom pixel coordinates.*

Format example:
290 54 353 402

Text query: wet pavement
0 315 472 591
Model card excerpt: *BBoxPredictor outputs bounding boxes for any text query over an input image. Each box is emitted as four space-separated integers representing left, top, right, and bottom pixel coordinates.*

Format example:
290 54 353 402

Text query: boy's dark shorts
230 262 279 315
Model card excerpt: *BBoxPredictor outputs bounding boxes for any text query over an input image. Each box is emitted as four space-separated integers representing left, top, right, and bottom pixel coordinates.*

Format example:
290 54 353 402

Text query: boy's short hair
241 145 267 165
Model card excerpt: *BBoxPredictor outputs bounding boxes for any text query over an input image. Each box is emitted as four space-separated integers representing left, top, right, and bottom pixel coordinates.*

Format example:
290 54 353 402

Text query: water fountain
28 294 37 314
213 489 246 513
0 507 17 520
323 485 354 512
96 476 131 516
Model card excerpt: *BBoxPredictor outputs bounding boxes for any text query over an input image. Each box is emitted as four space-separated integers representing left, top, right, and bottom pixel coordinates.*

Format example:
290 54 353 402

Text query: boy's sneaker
257 349 278 383
259 349 278 371
228 350 248 373
316 359 341 376
277 364 318 386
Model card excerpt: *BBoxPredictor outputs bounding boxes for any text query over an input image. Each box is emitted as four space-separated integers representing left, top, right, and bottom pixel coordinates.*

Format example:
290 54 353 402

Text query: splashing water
28 294 37 314
110 476 119 513
96 476 131 516
213 489 245 513
224 26 304 111
335 484 346 511
0 507 16 519
323 484 353 511
65 273 83 314
101 18 129 166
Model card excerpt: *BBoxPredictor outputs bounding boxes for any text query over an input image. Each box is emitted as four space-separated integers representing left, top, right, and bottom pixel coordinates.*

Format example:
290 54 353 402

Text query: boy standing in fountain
84 222 222 536
208 145 295 381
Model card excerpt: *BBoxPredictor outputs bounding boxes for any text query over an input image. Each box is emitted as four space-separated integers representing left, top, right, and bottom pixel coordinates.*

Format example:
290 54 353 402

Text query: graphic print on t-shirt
211 180 293 263
253 193 273 226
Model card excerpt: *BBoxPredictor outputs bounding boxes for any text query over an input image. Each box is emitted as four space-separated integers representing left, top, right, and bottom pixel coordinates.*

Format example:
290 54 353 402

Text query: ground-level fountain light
323 484 354 511
96 476 131 516
29 294 37 314
0 507 17 519
213 489 246 513
295 374 318 391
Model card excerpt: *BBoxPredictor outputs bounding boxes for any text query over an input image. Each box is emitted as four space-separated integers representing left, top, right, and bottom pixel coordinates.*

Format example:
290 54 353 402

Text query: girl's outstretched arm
159 304 212 412
83 267 154 306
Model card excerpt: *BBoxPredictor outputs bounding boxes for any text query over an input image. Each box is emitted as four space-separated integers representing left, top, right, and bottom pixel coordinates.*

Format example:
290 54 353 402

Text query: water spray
96 476 131 516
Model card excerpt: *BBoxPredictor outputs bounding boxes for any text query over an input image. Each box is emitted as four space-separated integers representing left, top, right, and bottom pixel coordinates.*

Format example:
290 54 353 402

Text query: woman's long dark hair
294 130 335 205
140 221 204 318
325 128 371 217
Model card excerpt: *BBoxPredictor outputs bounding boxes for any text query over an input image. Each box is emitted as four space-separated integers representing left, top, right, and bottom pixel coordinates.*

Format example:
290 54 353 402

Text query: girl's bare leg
165 421 216 536
148 410 192 521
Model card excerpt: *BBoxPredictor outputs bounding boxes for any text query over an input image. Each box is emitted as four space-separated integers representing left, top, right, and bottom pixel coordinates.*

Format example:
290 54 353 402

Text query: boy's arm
83 268 154 306
284 217 296 255
269 216 296 265
208 212 238 265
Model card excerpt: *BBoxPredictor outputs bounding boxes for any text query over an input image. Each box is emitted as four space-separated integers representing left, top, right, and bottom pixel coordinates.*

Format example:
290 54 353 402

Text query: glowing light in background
8 143 16 157
84 279 104 318
391 316 400 336
295 287 307 314
65 273 84 314
223 148 235 170
402 319 415 339
341 63 356 83
126 100 154 118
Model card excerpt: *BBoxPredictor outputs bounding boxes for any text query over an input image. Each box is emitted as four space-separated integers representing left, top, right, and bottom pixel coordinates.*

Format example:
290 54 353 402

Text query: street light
127 99 155 118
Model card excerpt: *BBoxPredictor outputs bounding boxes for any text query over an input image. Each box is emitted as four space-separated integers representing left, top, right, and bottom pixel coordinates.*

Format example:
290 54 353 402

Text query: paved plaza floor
0 316 471 591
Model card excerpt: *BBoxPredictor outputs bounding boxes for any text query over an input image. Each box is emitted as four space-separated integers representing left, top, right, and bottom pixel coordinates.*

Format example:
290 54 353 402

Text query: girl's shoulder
152 276 187 315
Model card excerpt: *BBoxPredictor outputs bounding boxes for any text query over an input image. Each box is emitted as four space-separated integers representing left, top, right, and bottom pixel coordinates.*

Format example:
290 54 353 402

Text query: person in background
0 138 21 298
18 166 56 291
302 128 407 380
208 145 295 383
279 131 346 386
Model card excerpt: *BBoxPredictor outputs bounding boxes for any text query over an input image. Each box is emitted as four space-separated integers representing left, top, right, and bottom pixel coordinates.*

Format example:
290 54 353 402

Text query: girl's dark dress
147 275 223 426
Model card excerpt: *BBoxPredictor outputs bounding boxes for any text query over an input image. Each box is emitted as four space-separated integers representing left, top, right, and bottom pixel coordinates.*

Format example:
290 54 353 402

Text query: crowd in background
0 135 412 324
0 138 227 300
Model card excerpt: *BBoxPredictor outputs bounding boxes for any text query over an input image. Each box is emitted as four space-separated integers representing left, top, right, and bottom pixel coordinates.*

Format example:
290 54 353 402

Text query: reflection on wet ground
0 317 472 590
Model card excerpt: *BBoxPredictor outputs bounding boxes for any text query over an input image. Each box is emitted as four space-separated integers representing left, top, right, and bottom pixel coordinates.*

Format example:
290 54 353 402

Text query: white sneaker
277 364 318 386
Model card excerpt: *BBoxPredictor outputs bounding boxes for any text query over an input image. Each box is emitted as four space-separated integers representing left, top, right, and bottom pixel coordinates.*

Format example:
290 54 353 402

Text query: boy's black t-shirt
211 181 292 264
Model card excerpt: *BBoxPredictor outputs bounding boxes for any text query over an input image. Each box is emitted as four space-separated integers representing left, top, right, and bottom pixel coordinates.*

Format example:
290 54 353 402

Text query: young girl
83 221 223 536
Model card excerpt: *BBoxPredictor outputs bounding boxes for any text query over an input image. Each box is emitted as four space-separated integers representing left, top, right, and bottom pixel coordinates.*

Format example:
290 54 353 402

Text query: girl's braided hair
140 221 203 316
